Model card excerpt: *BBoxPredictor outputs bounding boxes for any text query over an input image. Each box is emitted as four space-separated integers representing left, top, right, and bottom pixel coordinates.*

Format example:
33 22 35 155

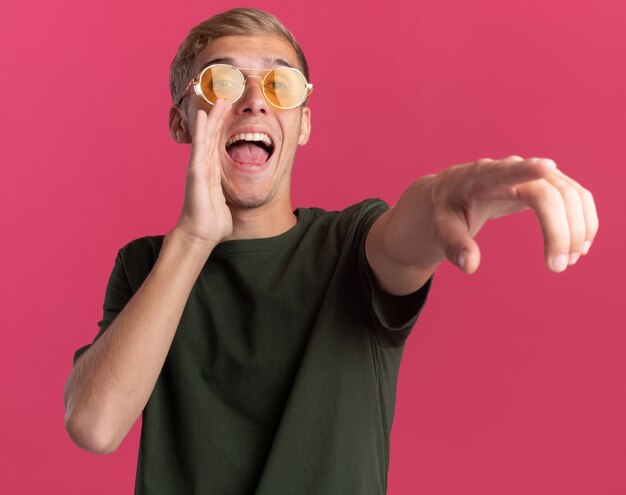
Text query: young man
64 8 598 495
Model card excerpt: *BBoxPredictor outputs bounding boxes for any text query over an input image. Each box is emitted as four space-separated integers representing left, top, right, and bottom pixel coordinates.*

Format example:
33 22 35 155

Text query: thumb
433 208 482 274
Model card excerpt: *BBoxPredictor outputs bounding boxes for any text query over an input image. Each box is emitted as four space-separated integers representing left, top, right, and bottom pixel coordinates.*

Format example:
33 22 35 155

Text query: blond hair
169 8 310 105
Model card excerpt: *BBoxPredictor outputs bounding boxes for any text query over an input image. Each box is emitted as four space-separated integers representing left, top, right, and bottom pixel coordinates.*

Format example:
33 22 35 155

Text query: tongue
227 142 270 165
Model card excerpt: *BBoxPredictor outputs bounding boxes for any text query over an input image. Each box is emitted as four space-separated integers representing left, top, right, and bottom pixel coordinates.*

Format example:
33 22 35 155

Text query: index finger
467 157 558 200
189 100 232 171
203 98 232 150
190 109 209 166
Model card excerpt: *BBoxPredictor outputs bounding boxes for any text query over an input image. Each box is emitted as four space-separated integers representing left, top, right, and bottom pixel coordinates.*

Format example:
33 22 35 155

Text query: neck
228 197 297 240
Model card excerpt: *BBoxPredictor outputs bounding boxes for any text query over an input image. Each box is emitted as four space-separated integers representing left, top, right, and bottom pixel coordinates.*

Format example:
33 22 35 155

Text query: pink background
2 0 625 493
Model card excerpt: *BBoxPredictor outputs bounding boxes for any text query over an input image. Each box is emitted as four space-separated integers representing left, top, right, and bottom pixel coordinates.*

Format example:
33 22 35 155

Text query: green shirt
74 198 431 495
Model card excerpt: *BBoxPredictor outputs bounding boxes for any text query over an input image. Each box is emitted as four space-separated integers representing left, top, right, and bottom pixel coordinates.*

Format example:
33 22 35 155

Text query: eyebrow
198 56 295 72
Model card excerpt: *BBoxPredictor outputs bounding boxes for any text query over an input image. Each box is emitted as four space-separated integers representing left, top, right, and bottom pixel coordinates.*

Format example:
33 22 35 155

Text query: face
170 35 312 210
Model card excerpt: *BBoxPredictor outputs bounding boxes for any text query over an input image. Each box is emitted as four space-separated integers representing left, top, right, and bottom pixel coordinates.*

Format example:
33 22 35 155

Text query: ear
168 105 191 144
297 106 311 146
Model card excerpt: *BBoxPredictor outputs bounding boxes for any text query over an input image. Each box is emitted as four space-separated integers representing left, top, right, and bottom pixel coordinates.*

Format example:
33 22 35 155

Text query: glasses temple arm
177 79 196 105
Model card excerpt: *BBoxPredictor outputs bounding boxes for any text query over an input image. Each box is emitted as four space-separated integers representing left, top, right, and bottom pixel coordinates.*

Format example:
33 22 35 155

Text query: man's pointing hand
429 156 599 273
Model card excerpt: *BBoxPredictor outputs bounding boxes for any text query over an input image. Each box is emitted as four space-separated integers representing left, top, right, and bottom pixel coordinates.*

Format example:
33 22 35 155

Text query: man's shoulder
301 198 389 226
292 198 390 250
116 235 165 265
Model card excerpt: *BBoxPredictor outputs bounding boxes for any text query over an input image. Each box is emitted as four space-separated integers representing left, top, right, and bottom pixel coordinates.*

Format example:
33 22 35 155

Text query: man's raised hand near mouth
175 99 234 249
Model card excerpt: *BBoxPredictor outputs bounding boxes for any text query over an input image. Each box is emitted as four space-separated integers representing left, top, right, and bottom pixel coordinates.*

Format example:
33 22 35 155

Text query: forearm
366 175 445 296
381 175 446 269
64 228 214 454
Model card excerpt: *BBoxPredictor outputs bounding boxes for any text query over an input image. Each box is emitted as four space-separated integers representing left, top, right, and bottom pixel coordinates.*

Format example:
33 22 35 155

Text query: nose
233 75 268 115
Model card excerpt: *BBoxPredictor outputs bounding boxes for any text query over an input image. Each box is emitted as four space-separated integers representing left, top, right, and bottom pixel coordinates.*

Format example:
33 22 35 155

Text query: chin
225 189 275 209
223 174 289 210
228 197 269 209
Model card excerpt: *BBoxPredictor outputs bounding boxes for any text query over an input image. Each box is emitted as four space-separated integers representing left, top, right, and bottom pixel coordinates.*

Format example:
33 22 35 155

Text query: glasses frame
178 64 314 110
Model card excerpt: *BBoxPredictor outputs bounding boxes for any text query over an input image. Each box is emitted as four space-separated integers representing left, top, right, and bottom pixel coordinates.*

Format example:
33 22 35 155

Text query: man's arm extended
365 156 599 296
64 101 233 454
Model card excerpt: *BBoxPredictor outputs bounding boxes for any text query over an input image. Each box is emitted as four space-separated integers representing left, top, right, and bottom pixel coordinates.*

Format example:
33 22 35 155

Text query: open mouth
225 133 274 165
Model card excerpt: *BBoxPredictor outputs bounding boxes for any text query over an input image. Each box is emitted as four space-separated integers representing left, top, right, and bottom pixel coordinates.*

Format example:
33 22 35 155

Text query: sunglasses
178 64 314 109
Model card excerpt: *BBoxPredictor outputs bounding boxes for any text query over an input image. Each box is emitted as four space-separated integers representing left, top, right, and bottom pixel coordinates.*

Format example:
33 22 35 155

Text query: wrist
163 227 217 260
398 175 446 266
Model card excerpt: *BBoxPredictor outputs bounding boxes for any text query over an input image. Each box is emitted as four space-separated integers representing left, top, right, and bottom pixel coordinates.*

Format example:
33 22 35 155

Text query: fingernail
550 254 568 272
582 241 591 255
530 157 556 169
457 251 468 270
568 252 580 265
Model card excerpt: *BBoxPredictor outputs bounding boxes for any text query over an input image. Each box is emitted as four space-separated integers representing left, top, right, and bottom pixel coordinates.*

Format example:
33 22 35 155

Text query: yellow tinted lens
264 68 307 108
200 65 243 103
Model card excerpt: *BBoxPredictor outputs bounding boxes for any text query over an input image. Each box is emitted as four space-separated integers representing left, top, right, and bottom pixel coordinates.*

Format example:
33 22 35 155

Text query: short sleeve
72 250 133 365
356 199 433 347
72 236 163 365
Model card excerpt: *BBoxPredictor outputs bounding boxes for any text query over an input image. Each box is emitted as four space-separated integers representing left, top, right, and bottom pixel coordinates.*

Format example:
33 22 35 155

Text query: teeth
226 132 273 148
